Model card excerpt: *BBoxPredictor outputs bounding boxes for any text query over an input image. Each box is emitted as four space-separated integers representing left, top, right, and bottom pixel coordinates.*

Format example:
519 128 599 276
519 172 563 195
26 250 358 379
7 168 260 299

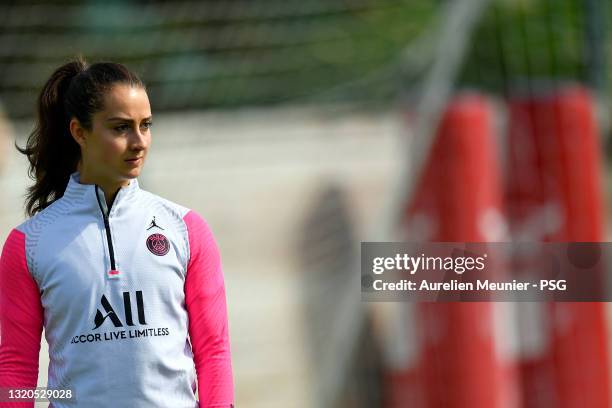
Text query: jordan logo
146 216 164 231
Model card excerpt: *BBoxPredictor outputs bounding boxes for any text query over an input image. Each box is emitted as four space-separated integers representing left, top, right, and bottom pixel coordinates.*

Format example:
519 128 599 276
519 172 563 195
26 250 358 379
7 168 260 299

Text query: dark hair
17 55 146 216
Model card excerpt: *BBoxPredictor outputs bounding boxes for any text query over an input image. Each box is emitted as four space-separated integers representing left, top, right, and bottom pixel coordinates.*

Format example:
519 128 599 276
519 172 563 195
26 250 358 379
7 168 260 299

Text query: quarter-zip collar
63 171 140 217
63 171 140 281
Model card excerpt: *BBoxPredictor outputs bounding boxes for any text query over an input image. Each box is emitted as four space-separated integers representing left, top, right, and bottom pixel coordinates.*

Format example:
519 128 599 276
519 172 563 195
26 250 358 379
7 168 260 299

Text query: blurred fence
0 0 436 118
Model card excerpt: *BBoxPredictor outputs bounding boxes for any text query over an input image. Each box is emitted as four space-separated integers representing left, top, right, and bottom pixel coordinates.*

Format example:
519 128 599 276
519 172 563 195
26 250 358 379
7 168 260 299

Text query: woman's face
72 84 152 186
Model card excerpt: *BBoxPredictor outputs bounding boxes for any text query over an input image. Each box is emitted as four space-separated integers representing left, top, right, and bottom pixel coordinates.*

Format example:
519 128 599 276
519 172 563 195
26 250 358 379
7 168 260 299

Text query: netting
460 0 609 96
0 0 437 119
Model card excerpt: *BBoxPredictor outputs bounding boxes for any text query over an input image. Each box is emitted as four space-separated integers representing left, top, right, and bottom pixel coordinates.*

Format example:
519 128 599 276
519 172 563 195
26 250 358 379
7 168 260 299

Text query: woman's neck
77 167 129 208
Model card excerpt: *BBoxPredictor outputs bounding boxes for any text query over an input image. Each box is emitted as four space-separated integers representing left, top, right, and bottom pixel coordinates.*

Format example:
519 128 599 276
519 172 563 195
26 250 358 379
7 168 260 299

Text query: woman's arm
183 211 235 407
0 229 44 407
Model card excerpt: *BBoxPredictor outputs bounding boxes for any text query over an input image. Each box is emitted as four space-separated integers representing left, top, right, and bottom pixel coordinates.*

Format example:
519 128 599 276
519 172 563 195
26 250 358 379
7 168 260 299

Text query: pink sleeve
183 211 234 407
0 229 44 407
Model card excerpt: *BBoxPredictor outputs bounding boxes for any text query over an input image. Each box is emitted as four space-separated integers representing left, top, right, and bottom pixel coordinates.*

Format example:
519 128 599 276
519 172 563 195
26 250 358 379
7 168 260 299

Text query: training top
0 171 234 407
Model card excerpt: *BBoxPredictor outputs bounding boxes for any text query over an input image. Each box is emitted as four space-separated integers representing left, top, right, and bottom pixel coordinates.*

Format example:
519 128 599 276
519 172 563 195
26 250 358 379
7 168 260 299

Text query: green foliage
459 0 607 94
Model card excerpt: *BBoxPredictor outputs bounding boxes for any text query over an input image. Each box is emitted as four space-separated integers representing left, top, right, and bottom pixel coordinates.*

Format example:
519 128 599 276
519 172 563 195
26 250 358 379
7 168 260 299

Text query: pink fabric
0 229 44 407
183 211 234 407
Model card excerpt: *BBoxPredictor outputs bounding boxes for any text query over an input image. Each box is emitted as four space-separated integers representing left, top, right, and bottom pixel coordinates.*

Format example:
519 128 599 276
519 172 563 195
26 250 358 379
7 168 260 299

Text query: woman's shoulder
14 196 69 236
137 189 194 220
137 190 211 233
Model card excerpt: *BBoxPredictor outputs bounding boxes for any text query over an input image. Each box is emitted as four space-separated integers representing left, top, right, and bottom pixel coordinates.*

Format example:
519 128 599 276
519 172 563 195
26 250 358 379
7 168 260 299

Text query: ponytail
17 55 145 216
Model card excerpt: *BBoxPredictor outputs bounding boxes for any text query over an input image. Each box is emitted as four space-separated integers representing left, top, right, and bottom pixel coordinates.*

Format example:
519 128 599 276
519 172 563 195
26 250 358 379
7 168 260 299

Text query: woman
0 56 234 407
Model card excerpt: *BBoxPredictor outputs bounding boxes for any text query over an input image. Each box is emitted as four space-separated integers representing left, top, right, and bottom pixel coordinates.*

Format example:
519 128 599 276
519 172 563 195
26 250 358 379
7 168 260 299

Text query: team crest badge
146 233 170 256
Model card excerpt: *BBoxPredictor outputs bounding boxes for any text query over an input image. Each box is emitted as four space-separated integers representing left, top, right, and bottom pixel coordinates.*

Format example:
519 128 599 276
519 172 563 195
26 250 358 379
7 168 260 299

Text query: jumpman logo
146 216 164 231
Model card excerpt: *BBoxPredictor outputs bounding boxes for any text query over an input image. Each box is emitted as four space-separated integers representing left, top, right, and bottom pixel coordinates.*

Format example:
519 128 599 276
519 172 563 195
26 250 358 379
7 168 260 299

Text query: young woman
0 57 234 407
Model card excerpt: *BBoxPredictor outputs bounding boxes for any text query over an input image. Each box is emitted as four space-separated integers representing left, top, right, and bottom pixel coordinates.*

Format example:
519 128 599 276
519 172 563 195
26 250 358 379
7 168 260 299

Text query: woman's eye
114 125 128 132
141 121 153 129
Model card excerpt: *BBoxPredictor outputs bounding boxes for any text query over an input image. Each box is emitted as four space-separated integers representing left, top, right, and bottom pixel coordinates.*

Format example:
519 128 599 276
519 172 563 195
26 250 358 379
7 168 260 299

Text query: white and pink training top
0 171 234 407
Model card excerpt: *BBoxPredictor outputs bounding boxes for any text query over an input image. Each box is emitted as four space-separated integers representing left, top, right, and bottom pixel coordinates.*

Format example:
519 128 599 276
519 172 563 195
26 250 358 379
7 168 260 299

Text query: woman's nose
129 127 148 148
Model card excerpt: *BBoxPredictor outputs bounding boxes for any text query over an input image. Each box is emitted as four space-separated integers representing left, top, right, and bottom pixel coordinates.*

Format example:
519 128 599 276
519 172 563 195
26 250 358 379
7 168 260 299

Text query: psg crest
146 233 170 256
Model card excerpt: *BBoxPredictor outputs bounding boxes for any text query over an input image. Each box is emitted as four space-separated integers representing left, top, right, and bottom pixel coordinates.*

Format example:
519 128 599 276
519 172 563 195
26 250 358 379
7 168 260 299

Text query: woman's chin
121 166 143 179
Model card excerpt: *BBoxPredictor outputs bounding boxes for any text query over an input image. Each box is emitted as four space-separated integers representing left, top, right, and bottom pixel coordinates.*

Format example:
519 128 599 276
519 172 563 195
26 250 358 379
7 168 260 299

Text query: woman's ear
69 117 87 148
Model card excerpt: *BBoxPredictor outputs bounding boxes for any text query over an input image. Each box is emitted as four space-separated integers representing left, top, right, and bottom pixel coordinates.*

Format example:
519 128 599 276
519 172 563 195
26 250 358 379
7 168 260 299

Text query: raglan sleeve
0 228 44 407
183 211 235 408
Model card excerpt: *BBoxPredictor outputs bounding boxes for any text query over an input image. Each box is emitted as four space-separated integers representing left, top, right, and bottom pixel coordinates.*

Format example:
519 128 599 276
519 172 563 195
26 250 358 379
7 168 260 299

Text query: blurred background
1 0 612 407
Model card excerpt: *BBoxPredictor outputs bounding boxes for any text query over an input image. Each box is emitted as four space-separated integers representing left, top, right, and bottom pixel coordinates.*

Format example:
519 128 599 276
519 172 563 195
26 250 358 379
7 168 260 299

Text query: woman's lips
125 157 143 166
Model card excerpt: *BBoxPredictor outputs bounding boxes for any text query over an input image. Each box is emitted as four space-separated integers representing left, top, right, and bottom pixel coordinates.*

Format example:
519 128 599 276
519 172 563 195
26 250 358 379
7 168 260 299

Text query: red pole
505 85 610 408
390 93 519 408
